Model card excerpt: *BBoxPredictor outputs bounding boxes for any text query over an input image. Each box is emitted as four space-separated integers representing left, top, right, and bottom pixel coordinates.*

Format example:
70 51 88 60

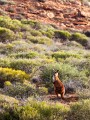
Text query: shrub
0 98 69 120
27 36 52 45
0 16 22 31
41 29 54 38
0 58 42 73
19 105 39 120
40 63 88 91
37 87 48 95
0 67 29 87
67 41 83 48
10 58 41 73
21 19 42 29
0 94 19 105
0 27 15 42
40 63 75 82
26 100 69 120
0 43 14 54
54 30 71 40
67 100 90 120
65 57 90 76
4 82 36 98
52 51 81 60
0 57 10 67
45 29 54 38
77 88 90 99
70 32 88 46
4 81 12 87
30 29 42 36
10 51 39 59
11 40 31 52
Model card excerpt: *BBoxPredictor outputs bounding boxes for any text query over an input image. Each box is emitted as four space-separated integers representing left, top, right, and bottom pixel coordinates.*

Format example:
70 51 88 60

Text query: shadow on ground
48 93 79 104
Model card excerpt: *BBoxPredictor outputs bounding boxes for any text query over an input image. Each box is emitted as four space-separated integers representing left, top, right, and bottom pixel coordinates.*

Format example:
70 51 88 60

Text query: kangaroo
53 71 65 99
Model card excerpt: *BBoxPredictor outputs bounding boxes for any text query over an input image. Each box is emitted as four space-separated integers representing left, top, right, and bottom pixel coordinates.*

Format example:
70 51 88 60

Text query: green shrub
10 51 39 59
0 58 43 74
0 58 10 67
37 87 48 95
52 51 81 60
45 29 54 38
0 94 19 105
40 63 88 91
0 27 15 42
21 19 42 29
65 57 90 76
0 16 22 31
0 67 29 87
11 40 31 52
27 36 52 45
41 29 54 38
10 58 41 73
2 98 89 120
30 29 42 36
67 41 83 48
70 33 88 46
0 43 14 54
19 105 39 120
0 98 69 120
25 100 69 120
4 82 36 98
67 100 90 120
4 81 12 87
54 30 71 40
77 88 90 99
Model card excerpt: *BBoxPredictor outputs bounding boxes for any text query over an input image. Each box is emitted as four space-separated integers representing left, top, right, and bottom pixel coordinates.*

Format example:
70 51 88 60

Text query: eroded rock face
0 0 90 31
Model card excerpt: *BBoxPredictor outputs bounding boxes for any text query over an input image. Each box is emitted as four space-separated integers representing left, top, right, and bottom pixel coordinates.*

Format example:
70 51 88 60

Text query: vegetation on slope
0 16 90 120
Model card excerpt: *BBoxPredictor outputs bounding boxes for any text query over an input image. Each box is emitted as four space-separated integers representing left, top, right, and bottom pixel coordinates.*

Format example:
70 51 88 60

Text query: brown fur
53 72 65 99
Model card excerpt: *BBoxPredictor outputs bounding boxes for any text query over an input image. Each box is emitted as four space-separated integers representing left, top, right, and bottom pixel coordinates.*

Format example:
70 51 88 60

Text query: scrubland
0 16 90 120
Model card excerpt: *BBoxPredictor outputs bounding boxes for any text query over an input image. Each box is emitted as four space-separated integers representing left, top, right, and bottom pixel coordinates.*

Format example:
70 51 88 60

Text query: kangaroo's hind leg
61 88 65 100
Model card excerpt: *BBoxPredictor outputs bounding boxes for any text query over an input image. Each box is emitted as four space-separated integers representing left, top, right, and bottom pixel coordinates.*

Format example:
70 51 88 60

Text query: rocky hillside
0 0 90 31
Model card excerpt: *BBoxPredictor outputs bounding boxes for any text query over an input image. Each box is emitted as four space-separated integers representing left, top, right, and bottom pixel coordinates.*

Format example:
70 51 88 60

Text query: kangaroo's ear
55 70 59 77
56 70 59 73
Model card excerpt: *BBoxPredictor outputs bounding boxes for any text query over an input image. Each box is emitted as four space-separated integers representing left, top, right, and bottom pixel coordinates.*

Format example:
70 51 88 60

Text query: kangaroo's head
52 70 59 82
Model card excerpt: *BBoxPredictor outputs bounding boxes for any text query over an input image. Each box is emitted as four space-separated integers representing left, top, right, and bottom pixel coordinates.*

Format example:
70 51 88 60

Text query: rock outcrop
0 0 90 31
